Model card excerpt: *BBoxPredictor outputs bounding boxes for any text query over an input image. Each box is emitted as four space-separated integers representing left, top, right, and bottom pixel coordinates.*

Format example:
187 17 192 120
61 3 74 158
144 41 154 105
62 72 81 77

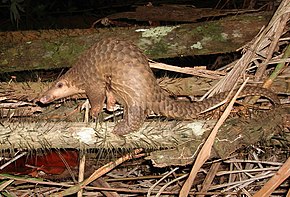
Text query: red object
0 150 79 177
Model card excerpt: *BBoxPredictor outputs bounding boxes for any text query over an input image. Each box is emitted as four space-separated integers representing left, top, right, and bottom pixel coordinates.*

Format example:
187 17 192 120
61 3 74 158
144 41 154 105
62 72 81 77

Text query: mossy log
0 12 272 73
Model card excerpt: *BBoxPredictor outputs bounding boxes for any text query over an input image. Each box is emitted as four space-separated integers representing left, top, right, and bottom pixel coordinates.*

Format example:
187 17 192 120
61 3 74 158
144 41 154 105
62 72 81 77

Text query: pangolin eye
56 82 63 88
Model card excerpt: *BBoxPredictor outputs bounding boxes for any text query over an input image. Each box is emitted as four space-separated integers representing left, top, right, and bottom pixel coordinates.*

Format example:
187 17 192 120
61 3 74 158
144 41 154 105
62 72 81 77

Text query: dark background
0 0 278 31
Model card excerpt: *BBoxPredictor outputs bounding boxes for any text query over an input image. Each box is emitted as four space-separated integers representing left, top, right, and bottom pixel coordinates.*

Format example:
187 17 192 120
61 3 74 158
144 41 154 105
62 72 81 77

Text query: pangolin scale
39 38 280 135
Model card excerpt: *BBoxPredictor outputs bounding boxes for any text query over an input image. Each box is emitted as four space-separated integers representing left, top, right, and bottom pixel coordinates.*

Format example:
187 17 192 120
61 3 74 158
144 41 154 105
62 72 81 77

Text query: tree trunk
0 12 272 73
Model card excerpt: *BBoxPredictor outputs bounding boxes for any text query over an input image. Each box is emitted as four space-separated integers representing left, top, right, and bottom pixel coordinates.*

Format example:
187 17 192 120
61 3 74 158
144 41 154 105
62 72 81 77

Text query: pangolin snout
39 95 54 104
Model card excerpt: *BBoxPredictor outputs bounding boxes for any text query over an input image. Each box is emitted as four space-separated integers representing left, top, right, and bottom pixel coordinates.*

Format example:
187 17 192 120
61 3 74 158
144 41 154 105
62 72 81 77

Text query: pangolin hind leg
112 105 147 135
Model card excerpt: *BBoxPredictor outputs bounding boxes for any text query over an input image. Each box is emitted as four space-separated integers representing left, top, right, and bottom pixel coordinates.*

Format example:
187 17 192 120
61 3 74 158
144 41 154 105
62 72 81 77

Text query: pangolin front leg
85 82 106 117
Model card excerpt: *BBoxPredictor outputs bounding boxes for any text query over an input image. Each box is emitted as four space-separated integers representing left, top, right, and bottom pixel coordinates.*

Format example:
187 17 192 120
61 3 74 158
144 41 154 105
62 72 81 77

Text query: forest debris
253 157 290 197
206 1 290 96
197 162 221 197
51 149 143 196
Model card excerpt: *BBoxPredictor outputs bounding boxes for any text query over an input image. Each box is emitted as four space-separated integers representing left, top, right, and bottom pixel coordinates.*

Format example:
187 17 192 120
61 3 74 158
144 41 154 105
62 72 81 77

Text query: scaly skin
39 38 280 135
